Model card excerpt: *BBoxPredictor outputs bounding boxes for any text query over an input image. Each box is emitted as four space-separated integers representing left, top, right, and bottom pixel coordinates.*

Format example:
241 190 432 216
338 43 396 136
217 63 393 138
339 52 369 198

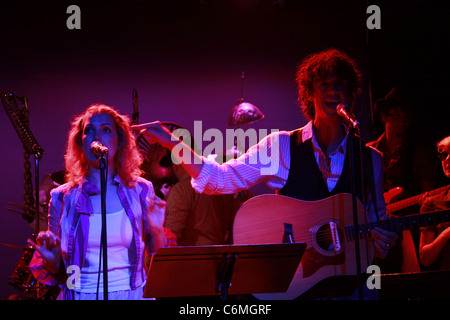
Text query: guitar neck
346 209 450 241
386 185 449 214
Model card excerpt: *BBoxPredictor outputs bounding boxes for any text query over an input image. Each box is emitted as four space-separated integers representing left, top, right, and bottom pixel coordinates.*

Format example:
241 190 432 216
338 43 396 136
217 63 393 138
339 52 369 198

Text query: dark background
0 0 448 299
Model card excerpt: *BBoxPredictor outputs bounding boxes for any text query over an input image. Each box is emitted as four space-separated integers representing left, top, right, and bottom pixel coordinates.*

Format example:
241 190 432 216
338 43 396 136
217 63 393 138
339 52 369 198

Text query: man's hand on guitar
371 227 398 259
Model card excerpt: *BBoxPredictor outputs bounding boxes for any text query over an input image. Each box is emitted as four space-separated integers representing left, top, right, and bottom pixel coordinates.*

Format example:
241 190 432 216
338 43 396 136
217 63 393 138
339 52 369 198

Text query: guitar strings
287 211 444 243
277 227 372 243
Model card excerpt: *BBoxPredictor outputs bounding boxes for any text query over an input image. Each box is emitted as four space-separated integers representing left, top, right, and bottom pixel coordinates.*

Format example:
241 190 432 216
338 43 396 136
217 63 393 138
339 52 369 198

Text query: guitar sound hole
316 223 343 253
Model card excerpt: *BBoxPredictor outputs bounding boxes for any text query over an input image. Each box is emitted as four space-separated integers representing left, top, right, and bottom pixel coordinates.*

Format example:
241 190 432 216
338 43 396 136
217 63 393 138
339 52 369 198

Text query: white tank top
76 208 133 293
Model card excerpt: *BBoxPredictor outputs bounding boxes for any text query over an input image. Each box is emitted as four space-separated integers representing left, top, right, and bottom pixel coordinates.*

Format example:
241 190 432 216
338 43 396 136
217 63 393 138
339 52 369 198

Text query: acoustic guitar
232 193 450 299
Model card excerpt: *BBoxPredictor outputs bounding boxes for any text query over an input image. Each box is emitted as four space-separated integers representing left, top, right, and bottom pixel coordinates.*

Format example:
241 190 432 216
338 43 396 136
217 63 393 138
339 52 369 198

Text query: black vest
279 129 374 205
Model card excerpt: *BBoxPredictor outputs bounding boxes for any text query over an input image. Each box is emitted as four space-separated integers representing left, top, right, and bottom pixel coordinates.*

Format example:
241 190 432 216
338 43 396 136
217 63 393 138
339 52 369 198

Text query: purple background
0 1 447 298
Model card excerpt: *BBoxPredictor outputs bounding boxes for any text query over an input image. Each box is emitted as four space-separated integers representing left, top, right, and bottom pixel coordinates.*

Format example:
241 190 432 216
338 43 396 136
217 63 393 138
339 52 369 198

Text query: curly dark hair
295 48 362 120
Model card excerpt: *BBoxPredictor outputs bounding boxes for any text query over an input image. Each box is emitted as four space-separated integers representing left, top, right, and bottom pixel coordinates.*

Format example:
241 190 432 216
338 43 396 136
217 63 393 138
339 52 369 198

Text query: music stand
143 243 306 299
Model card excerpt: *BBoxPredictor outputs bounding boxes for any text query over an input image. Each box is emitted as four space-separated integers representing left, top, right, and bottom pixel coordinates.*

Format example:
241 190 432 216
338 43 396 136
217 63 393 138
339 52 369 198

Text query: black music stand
143 243 306 299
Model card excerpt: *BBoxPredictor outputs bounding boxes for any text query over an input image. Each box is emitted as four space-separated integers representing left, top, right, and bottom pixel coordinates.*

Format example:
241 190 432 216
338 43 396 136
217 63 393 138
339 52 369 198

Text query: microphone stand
34 151 42 236
347 125 363 300
99 154 108 300
0 92 44 234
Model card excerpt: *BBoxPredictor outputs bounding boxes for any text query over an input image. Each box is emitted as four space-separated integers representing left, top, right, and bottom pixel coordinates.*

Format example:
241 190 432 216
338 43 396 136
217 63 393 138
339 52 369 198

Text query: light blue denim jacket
29 175 166 299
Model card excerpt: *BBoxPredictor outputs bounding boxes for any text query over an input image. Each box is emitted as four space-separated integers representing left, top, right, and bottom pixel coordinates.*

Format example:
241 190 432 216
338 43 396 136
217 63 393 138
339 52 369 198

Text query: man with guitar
367 87 439 273
133 49 399 299
368 87 438 203
419 136 450 270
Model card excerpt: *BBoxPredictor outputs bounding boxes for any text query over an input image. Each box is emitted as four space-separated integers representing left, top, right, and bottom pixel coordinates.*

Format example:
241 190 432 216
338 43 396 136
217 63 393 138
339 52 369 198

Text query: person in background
368 87 437 205
164 154 240 246
138 124 241 246
367 87 439 273
419 136 450 270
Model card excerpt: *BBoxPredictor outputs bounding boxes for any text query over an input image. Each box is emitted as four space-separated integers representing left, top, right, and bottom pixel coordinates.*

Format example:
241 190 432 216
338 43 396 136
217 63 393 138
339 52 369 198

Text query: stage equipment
227 72 264 127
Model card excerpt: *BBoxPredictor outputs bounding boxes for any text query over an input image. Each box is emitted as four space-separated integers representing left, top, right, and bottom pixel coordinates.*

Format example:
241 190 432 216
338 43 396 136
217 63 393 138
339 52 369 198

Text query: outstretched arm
132 121 203 179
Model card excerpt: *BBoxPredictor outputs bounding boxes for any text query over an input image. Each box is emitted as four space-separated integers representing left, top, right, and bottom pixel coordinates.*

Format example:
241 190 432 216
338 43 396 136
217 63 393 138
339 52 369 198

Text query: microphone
336 103 360 129
91 141 108 156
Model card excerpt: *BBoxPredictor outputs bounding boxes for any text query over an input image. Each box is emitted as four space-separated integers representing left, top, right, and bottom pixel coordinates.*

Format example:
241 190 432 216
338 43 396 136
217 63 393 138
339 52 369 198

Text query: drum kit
6 243 61 300
2 171 65 299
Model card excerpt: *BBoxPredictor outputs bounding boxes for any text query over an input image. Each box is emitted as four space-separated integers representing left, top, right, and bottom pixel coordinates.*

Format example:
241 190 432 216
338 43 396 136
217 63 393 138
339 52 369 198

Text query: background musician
419 136 450 270
367 87 439 273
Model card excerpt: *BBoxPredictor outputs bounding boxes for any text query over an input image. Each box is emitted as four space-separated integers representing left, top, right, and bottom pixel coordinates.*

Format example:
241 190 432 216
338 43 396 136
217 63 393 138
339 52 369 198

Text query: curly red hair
65 104 143 188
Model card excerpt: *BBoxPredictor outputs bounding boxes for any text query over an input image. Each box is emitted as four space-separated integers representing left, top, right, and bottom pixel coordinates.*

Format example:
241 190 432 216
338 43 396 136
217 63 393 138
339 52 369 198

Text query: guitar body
232 193 373 300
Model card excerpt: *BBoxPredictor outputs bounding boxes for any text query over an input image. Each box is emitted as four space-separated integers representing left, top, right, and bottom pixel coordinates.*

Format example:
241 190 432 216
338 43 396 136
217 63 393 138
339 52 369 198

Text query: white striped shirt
306 121 347 192
191 121 386 222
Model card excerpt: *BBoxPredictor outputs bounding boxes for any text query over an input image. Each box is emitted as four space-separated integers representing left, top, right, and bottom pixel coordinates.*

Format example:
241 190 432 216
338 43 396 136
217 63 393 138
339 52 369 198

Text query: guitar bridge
329 221 341 252
283 223 294 243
